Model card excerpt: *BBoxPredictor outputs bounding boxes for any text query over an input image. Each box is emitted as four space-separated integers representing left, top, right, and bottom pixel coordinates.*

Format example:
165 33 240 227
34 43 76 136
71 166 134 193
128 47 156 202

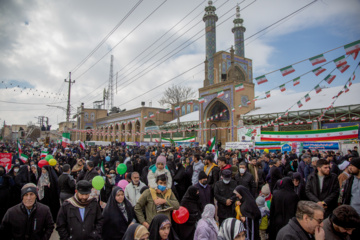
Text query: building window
194 103 199 112
181 105 186 116
187 104 191 114
84 113 89 122
90 113 95 121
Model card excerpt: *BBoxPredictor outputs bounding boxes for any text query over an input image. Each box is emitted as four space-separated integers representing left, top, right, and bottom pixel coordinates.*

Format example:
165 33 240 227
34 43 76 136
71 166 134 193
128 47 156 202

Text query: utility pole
64 72 75 131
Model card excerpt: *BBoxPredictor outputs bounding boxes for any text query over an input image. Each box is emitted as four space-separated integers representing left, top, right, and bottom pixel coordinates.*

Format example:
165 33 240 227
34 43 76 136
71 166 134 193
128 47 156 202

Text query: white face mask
239 168 246 174
223 179 230 184
14 168 19 173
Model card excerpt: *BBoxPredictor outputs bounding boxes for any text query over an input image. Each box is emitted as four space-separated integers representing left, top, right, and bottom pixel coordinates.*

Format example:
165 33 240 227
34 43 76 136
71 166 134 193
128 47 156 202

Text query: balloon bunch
38 155 57 168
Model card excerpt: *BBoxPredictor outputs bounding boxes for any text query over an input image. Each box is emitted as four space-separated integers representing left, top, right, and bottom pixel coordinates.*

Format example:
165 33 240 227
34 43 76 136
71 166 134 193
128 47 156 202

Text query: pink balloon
117 180 129 191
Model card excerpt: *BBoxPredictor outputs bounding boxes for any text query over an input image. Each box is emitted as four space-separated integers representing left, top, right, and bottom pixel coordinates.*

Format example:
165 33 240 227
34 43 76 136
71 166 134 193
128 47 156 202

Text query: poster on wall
237 127 261 142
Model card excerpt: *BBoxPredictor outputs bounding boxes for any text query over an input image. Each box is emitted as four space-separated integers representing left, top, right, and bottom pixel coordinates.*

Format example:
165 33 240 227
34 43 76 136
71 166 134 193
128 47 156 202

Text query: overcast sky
1 0 360 129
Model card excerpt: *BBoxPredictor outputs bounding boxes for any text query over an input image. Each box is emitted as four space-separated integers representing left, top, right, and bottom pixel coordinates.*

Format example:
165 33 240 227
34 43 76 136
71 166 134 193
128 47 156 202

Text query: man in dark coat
195 171 213 211
269 159 283 193
235 161 256 197
83 161 99 182
276 201 325 240
305 159 339 218
203 155 220 188
0 183 54 240
214 169 237 226
56 180 104 240
58 164 76 204
342 157 360 216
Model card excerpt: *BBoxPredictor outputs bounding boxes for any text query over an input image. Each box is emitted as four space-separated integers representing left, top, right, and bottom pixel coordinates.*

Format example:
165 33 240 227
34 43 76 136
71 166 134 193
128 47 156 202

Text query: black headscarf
148 214 179 240
279 177 294 191
181 186 199 203
102 186 134 240
292 172 306 199
234 185 261 220
41 165 60 222
14 165 30 188
7 164 20 178
122 223 149 240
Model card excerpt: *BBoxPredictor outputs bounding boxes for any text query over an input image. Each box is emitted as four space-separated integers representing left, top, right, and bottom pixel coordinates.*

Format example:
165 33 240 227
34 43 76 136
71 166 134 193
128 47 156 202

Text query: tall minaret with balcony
232 5 246 57
203 0 218 86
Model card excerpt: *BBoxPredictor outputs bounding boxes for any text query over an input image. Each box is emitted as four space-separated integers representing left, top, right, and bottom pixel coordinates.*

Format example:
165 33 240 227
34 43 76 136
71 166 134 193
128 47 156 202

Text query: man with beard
342 157 360 215
203 155 220 188
125 171 146 207
305 159 339 218
56 180 104 240
322 205 360 240
214 169 237 226
1 183 54 239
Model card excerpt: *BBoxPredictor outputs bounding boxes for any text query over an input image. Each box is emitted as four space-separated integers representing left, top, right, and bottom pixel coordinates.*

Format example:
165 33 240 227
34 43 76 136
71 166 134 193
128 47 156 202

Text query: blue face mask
157 185 166 192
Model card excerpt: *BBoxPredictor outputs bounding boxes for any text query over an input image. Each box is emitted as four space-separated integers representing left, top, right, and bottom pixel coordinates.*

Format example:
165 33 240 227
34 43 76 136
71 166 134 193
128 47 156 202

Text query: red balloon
172 206 189 224
38 160 49 168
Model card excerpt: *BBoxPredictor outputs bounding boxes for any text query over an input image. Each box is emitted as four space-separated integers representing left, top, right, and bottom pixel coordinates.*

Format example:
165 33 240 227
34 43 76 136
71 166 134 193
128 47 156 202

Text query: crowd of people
0 141 359 240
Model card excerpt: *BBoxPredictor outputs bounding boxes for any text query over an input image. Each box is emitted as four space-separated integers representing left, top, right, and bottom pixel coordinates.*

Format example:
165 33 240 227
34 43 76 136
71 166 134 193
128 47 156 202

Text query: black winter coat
214 179 237 219
56 198 104 240
235 171 256 197
305 172 339 217
1 202 54 240
269 166 283 193
58 173 76 195
276 217 312 240
342 175 356 205
207 165 220 188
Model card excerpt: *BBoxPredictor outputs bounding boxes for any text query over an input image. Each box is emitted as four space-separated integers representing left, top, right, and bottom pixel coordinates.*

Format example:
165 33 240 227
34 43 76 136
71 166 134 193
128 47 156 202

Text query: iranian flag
266 91 271 98
217 90 225 98
297 101 303 108
79 141 85 150
220 112 223 117
40 151 48 159
324 74 336 84
175 105 180 111
341 117 346 121
352 73 356 81
255 142 282 151
232 107 235 112
329 118 335 122
280 65 295 76
351 51 359 60
246 100 251 105
62 132 71 147
144 116 147 120
19 153 28 163
334 56 347 68
345 85 349 93
198 97 205 104
208 136 216 151
261 125 359 141
312 67 326 76
255 75 268 85
235 83 245 92
150 113 155 118
16 139 22 157
309 54 326 66
315 85 322 93
188 101 193 105
166 108 172 113
293 77 300 86
239 104 242 108
279 84 286 92
305 94 311 102
338 64 350 73
344 40 360 57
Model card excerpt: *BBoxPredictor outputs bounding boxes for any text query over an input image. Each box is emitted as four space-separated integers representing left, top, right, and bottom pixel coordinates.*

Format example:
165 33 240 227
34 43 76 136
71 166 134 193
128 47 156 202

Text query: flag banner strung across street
315 85 322 93
344 40 360 57
333 55 347 68
280 84 286 92
161 136 196 143
324 74 336 84
280 65 295 76
255 75 268 85
309 54 326 66
338 64 350 73
175 105 180 111
261 125 359 142
255 142 282 151
297 100 303 108
62 132 71 148
293 77 300 86
198 97 205 104
266 91 271 98
235 83 245 92
312 67 326 76
305 94 311 102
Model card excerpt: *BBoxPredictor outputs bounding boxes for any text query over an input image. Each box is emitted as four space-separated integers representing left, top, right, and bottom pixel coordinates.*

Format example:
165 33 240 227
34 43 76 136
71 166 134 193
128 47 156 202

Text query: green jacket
134 189 180 224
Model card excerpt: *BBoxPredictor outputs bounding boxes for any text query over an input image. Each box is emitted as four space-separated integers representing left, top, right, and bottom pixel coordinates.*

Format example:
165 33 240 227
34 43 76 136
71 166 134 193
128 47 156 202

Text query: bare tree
158 85 196 129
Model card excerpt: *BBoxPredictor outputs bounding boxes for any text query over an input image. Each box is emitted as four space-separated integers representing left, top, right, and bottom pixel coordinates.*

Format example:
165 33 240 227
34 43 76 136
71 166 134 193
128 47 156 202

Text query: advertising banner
302 142 339 150
225 142 253 150
0 153 12 171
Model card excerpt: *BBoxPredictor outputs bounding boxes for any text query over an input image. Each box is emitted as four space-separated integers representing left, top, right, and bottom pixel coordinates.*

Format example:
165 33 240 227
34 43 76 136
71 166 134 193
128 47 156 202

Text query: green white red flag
235 83 245 92
19 153 28 163
166 108 172 113
17 139 22 155
337 64 350 73
344 40 360 58
305 94 311 102
344 85 349 93
293 77 300 86
334 55 347 68
266 91 271 98
217 90 225 98
239 104 242 108
79 141 85 150
149 113 155 118
279 84 286 92
62 132 71 148
312 67 326 76
198 97 205 104
208 136 216 152
280 65 295 76
297 100 303 108
246 100 251 105
309 54 326 66
255 75 268 85
261 125 359 141
324 74 336 84
187 101 193 105
232 107 235 112
175 105 180 111
40 151 48 159
315 85 322 93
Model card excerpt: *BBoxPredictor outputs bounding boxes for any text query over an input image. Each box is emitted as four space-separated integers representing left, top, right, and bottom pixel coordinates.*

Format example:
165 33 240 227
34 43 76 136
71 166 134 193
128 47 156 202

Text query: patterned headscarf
201 204 218 235
218 218 246 240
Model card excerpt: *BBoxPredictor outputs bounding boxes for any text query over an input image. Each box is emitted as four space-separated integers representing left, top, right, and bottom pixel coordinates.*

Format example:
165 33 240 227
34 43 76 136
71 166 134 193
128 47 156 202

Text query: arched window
84 112 89 122
194 103 199 112
181 105 186 115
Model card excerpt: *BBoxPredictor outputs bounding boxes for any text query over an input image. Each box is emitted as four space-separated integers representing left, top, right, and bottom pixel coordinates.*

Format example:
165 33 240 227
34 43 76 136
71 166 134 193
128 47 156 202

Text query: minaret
203 0 218 86
232 5 246 57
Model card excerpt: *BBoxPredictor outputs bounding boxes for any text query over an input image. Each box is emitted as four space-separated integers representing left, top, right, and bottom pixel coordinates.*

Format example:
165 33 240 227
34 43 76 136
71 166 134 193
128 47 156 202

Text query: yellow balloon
264 149 269 153
49 159 57 166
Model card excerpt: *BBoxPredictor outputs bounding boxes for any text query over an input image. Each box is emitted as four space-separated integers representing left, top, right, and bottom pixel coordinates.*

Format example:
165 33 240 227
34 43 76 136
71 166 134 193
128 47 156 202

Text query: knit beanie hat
156 155 167 165
350 157 360 169
261 183 270 196
256 196 265 208
198 171 207 180
21 183 38 199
